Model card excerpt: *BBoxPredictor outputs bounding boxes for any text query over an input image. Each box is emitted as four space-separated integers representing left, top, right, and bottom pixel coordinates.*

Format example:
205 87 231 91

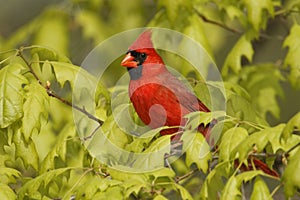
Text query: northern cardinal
121 30 214 140
120 30 279 177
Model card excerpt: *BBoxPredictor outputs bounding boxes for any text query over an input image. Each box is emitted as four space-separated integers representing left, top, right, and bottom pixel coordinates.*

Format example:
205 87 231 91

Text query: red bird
121 30 213 140
120 30 279 178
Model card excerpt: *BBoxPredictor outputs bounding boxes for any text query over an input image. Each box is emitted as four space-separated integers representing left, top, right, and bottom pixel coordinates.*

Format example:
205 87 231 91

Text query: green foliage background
1 0 300 199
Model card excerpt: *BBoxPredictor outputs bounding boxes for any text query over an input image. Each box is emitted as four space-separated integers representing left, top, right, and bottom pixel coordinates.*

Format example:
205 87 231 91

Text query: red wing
157 73 210 113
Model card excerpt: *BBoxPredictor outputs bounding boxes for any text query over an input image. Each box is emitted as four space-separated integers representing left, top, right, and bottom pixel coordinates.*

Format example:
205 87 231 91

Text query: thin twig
270 183 283 198
194 7 284 41
18 47 104 128
250 152 277 158
17 48 42 85
82 124 102 141
193 7 243 34
175 168 198 183
46 88 103 126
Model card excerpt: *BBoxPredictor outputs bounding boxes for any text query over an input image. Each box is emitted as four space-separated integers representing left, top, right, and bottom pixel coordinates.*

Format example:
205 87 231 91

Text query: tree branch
193 7 243 34
175 168 198 183
18 47 104 128
193 7 284 41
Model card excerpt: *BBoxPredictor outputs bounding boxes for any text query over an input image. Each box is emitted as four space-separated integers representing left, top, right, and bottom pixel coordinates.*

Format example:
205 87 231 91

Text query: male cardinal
121 30 213 140
120 30 279 177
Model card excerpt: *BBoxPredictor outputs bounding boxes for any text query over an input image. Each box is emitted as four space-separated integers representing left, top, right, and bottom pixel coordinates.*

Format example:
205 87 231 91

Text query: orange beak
121 53 138 68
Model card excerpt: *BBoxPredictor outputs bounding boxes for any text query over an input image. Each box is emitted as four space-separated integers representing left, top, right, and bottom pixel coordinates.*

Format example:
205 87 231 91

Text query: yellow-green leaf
222 35 254 76
182 132 211 172
250 176 271 200
0 183 16 200
283 23 300 89
282 147 300 197
282 112 300 141
0 64 28 128
219 127 248 161
221 171 265 199
244 0 274 32
22 83 49 141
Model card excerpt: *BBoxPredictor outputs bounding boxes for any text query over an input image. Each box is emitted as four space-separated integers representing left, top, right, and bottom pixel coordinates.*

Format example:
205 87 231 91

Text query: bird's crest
129 29 154 50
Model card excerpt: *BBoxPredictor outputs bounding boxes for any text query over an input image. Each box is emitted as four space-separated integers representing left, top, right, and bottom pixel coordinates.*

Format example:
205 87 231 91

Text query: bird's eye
140 53 147 59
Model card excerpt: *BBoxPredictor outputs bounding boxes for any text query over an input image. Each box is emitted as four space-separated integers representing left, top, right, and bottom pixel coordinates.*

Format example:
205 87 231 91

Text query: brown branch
175 168 198 183
82 124 102 141
18 47 104 127
193 7 284 41
193 7 243 34
46 87 103 126
17 47 42 85
250 142 300 159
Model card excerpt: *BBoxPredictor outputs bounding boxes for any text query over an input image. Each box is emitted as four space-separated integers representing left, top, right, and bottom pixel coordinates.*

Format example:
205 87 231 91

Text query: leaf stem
270 183 283 198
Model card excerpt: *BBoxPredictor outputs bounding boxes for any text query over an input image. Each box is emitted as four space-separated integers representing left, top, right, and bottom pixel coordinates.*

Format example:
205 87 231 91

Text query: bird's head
121 30 164 69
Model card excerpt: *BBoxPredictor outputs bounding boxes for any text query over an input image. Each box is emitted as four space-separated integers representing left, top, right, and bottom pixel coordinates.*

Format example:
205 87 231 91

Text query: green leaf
133 135 172 170
92 185 124 200
250 176 271 200
282 112 300 141
238 65 284 119
125 126 168 153
232 125 284 162
224 82 251 101
223 5 247 26
22 83 49 141
181 13 213 58
157 0 189 24
200 161 233 199
50 61 98 104
283 23 300 89
154 195 168 200
18 167 72 199
265 124 286 153
0 183 16 200
244 0 274 32
182 131 211 172
226 94 256 123
9 126 39 171
222 35 254 76
174 184 193 200
123 178 148 198
30 46 71 63
282 147 300 197
0 64 28 128
219 127 249 161
221 171 265 199
40 124 76 173
221 174 241 199
185 111 226 130
100 115 131 149
76 176 122 199
151 167 175 179
0 167 21 185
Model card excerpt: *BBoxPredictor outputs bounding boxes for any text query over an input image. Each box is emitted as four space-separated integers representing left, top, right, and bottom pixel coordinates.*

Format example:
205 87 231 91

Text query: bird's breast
129 80 189 130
